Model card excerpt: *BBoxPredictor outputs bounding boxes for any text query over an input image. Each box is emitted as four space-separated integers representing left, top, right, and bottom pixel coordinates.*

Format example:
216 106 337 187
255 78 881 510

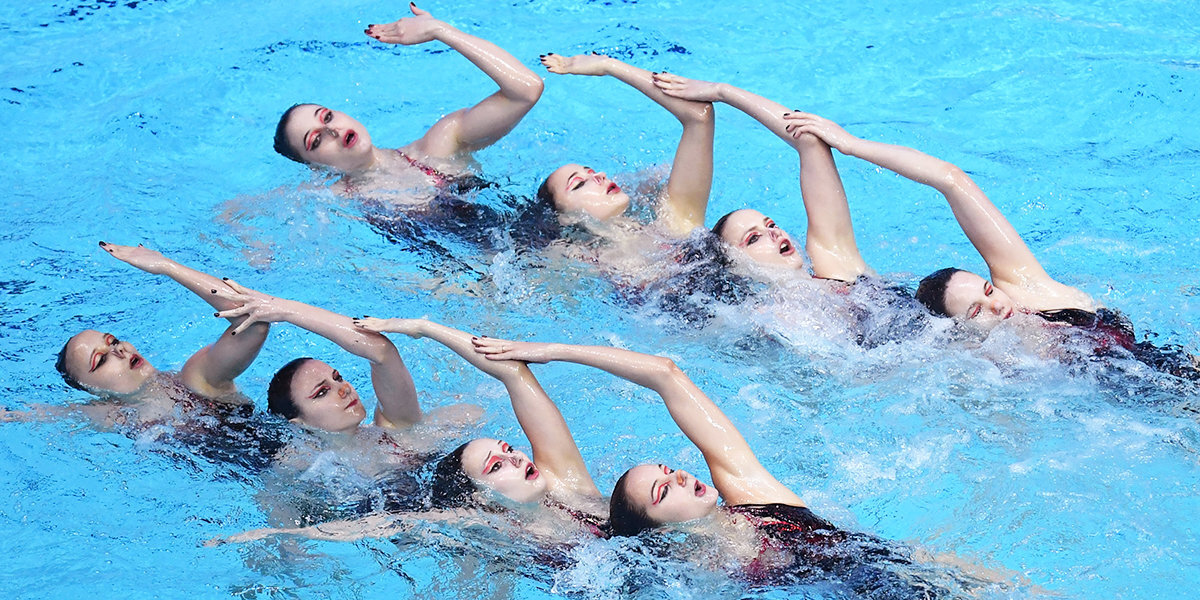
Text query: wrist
715 82 731 103
430 21 458 43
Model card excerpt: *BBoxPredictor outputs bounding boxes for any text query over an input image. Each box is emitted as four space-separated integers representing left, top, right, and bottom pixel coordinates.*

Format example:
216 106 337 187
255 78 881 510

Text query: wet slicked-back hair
535 173 557 209
430 442 481 509
267 357 313 420
915 267 964 317
274 104 308 164
608 468 659 537
54 338 87 392
710 210 738 241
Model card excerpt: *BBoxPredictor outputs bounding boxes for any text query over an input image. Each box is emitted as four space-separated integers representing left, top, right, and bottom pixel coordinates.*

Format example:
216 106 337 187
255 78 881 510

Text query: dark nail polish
210 289 217 294
98 241 107 246
230 331 236 336
214 312 220 317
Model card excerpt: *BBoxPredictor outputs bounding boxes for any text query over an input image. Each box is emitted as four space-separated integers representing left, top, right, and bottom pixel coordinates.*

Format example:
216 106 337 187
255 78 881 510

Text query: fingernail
98 241 107 246
230 331 236 336
222 277 229 281
210 289 217 294
214 312 220 317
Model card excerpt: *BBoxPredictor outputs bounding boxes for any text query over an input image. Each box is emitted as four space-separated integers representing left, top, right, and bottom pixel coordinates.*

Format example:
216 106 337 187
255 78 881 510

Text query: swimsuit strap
543 499 612 538
396 150 449 183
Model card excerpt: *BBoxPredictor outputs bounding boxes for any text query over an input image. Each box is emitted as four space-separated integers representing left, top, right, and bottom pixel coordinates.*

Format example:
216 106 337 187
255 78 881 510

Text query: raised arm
543 53 714 234
355 318 599 497
99 242 269 397
367 4 543 158
212 286 420 427
653 75 868 280
781 112 1069 296
472 339 803 506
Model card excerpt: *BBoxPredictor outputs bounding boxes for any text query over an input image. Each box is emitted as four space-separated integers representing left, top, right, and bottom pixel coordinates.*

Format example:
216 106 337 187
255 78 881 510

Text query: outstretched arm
543 53 714 234
473 339 803 507
212 286 420 427
654 75 867 280
99 242 269 397
355 318 600 497
781 112 1061 292
368 4 543 158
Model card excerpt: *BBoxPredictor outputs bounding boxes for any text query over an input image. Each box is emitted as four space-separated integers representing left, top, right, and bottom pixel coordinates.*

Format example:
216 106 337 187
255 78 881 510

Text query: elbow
360 334 399 365
940 162 973 191
650 355 687 384
679 101 715 127
513 75 544 106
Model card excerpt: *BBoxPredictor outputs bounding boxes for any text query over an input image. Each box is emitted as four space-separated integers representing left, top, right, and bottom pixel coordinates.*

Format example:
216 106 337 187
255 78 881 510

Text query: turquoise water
2 0 1198 598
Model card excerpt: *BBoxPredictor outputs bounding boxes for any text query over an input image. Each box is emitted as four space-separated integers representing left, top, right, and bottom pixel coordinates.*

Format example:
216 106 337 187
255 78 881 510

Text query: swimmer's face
61 330 156 395
942 271 1015 330
717 209 804 269
544 163 631 221
288 359 367 433
622 463 718 525
460 438 547 504
284 104 375 173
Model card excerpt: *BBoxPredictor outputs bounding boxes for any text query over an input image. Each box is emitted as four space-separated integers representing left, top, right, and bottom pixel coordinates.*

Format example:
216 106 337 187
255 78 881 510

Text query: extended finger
409 2 429 17
221 277 250 294
215 305 253 319
229 316 260 336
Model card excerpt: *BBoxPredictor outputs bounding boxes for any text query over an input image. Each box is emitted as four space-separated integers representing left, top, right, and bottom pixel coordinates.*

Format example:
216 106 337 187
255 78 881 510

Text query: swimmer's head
538 164 631 222
430 438 546 509
609 463 718 537
917 268 1015 330
275 104 376 173
712 209 804 270
56 330 156 396
267 357 367 433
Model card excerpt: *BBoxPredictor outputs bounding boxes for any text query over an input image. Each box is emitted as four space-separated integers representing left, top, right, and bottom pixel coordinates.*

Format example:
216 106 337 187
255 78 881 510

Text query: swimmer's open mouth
694 480 705 496
129 354 143 369
779 239 794 255
607 182 620 194
344 130 357 148
525 463 539 480
1005 308 1014 320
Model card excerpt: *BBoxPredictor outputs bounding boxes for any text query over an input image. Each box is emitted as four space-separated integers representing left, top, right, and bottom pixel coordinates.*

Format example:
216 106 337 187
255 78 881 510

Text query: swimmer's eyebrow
481 450 495 475
564 170 582 191
308 379 328 397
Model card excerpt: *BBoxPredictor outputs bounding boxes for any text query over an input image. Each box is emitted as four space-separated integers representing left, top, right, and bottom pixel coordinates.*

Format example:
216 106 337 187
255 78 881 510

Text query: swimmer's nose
338 382 351 398
675 470 688 485
593 171 607 182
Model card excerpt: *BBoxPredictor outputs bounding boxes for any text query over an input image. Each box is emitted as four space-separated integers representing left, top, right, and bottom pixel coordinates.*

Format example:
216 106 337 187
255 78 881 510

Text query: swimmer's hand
364 3 446 46
540 53 611 77
210 279 289 334
353 317 427 339
652 72 722 103
781 112 859 153
471 337 553 364
99 241 173 275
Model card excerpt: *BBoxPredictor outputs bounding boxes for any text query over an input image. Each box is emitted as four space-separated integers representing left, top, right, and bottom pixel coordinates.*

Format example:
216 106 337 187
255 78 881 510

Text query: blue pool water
2 0 1198 598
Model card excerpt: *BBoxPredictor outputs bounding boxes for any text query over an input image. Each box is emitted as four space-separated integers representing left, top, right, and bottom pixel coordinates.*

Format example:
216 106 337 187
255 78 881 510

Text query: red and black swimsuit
727 503 945 597
1037 308 1199 380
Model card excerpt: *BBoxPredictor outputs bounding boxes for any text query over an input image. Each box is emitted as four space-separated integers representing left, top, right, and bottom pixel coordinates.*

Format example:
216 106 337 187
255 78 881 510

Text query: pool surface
2 1 1198 598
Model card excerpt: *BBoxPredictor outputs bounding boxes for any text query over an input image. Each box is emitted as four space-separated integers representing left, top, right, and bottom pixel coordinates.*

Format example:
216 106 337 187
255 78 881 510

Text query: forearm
840 137 959 191
538 343 679 391
604 58 712 125
715 83 794 143
435 25 542 103
279 300 393 363
416 321 523 381
159 260 243 313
